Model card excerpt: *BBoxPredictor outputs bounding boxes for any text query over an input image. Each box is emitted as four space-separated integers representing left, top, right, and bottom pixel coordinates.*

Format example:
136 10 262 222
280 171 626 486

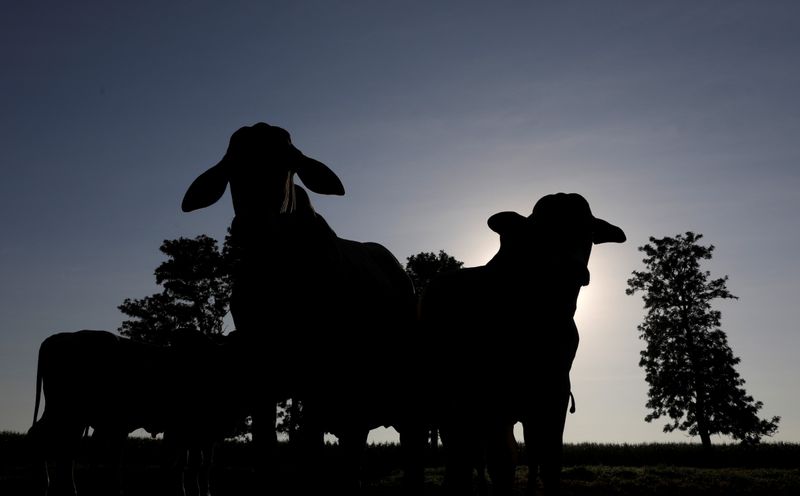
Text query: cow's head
487 193 625 284
181 123 344 216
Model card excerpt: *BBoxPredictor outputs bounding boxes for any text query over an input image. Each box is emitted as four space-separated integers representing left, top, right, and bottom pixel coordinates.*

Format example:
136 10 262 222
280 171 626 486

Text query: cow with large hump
421 193 625 496
181 122 424 492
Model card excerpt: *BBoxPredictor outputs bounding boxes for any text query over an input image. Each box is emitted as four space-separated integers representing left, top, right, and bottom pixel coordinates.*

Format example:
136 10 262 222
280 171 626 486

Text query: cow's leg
50 459 76 496
539 404 569 496
48 420 82 496
336 427 369 494
197 443 214 496
398 421 428 494
251 399 278 490
91 427 127 496
474 453 488 496
184 447 203 496
184 448 199 496
181 443 214 496
27 420 50 496
440 419 475 496
522 388 570 496
293 397 325 494
486 420 517 496
542 384 570 496
31 417 77 496
163 432 188 496
521 416 541 495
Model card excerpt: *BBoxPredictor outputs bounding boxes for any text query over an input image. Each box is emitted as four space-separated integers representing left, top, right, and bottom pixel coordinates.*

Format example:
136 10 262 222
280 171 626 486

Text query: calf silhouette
28 330 250 496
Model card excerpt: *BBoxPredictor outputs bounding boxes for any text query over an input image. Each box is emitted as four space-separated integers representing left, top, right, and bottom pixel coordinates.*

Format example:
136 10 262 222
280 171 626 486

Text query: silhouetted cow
28 330 251 496
421 193 625 496
181 123 423 491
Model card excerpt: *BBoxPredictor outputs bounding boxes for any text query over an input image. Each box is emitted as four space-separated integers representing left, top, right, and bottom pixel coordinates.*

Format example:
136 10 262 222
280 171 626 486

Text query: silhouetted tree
626 232 779 448
405 250 464 454
119 235 232 345
405 250 464 296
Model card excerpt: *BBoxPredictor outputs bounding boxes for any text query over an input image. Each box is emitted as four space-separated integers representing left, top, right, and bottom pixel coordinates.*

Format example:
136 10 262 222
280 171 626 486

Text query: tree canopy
405 250 464 297
118 235 232 345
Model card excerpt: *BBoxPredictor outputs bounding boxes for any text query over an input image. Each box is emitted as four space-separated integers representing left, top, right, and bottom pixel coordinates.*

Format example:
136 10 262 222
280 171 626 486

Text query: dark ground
3 432 799 495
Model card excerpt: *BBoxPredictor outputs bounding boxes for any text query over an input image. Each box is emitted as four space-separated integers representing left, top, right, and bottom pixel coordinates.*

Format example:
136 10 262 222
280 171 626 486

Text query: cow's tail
32 338 45 426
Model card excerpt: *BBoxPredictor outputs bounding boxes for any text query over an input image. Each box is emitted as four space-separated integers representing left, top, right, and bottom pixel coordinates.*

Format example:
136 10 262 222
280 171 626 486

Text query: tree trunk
694 390 713 450
692 370 713 451
683 310 713 451
699 427 712 450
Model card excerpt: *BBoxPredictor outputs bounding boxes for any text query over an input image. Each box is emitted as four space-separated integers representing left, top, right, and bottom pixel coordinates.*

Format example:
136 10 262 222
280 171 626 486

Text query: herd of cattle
27 122 626 496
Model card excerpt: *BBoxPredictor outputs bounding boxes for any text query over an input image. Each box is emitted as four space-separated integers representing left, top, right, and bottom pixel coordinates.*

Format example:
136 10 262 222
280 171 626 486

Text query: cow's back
38 330 120 427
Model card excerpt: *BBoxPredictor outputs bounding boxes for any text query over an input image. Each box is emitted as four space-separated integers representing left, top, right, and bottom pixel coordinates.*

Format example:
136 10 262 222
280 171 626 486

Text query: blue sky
2 1 799 444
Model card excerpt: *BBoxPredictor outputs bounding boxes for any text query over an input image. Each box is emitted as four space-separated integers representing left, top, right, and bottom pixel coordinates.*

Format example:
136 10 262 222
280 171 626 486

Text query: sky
2 1 799 445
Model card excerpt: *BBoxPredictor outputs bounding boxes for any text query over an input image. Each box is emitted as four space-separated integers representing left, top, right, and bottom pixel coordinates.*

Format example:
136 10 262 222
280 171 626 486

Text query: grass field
3 431 799 495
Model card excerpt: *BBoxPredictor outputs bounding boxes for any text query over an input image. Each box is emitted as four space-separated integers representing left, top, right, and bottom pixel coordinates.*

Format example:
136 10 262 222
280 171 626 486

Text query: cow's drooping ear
592 218 626 244
294 153 345 196
488 211 528 235
181 160 230 212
